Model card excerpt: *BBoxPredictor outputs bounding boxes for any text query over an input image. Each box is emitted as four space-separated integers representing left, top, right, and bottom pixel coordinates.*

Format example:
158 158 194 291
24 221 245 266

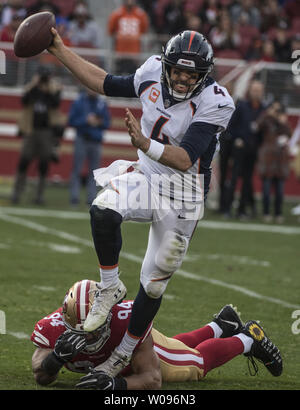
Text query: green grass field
0 182 300 391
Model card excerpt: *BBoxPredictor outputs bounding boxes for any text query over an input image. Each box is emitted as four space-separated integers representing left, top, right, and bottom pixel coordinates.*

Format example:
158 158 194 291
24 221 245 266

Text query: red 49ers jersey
31 300 152 374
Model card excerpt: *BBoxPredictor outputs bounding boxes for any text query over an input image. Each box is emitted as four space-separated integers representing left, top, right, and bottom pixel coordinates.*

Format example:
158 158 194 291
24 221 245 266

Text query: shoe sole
84 286 127 332
245 321 283 377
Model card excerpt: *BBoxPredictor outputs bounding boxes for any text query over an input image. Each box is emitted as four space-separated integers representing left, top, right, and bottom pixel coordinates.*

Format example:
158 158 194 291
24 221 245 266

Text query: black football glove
41 330 87 376
53 329 87 363
76 370 127 390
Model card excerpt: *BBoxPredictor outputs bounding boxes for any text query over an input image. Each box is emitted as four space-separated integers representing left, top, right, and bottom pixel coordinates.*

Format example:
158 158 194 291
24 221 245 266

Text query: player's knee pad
155 230 189 274
142 273 170 299
141 231 189 299
90 205 122 235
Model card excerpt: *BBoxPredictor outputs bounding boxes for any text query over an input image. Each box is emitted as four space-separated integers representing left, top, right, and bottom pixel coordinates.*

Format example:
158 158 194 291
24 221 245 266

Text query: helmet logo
206 44 214 61
177 59 195 68
149 87 160 103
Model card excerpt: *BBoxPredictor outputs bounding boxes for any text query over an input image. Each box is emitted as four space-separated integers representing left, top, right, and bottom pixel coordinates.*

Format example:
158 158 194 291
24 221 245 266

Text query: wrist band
41 352 64 376
145 139 164 161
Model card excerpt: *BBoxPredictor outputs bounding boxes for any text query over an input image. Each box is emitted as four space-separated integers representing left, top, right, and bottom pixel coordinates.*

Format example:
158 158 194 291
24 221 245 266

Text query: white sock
233 333 254 353
99 265 119 289
117 330 140 357
207 321 223 338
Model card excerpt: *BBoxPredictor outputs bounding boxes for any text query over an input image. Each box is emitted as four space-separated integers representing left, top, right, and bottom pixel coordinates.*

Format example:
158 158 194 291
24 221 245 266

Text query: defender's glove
76 370 127 390
53 329 87 362
41 330 86 376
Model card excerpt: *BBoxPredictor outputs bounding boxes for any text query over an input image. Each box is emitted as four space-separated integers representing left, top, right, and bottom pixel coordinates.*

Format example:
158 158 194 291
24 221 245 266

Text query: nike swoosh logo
37 324 43 330
59 352 72 358
221 319 239 330
104 381 113 390
218 104 229 108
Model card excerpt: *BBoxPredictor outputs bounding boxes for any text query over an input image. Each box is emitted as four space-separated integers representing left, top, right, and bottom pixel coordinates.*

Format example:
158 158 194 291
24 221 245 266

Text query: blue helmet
161 30 214 101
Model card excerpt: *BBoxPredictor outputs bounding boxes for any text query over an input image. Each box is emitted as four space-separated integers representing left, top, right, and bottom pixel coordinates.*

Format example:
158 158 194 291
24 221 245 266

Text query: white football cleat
84 279 127 332
94 347 131 377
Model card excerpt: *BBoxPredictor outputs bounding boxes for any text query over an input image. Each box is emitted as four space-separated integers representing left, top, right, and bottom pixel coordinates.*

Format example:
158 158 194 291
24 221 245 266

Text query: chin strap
165 70 208 102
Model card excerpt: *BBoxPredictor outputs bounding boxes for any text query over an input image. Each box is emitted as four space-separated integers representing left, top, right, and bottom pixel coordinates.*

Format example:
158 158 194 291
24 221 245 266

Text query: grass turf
0 182 299 391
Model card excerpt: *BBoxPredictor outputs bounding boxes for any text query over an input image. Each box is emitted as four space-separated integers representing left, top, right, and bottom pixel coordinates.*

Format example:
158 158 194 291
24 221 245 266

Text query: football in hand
14 11 56 58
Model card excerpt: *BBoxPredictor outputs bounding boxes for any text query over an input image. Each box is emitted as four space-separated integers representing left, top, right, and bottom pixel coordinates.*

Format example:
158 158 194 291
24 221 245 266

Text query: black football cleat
243 320 282 377
213 304 244 338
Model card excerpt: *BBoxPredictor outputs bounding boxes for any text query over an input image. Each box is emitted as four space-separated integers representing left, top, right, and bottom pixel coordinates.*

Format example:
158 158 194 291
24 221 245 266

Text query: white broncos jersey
133 55 235 201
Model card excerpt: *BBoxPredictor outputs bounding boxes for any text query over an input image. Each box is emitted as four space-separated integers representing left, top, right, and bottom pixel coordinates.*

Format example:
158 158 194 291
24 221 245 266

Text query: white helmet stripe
79 279 88 322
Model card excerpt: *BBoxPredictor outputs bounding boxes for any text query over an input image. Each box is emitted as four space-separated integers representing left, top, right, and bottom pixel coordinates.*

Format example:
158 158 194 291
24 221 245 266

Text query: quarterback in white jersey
48 29 235 378
131 53 234 205
134 54 234 181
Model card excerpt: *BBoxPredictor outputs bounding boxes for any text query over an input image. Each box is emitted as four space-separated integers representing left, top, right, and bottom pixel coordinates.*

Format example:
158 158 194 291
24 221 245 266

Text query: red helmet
62 280 112 353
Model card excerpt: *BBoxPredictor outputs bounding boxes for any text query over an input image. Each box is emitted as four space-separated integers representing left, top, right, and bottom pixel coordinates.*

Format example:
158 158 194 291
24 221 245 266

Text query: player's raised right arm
48 28 107 95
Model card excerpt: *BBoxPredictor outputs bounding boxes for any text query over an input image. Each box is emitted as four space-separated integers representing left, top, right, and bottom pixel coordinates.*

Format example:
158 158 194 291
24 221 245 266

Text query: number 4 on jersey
150 116 170 145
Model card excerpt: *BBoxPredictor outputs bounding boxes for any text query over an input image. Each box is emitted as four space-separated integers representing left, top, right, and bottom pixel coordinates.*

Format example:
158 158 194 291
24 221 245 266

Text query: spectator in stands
137 0 157 29
0 12 23 86
218 129 234 215
247 37 276 62
257 101 291 223
284 0 300 22
260 38 276 62
245 35 263 61
199 0 222 35
289 117 300 219
67 2 102 48
108 0 149 75
185 14 203 33
230 0 261 30
159 0 186 35
273 19 292 63
26 0 60 16
68 88 111 207
49 0 77 18
260 0 285 34
224 79 266 219
209 10 241 53
0 0 26 28
11 66 63 205
55 16 71 46
0 11 23 42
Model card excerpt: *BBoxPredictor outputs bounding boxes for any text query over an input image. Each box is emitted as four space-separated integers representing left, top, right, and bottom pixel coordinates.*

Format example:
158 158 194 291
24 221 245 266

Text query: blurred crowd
0 0 299 219
0 0 300 63
218 78 296 223
143 0 300 63
0 0 102 48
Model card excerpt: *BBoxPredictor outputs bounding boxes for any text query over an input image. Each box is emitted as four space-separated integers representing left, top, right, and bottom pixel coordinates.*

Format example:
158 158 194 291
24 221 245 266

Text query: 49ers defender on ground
31 280 282 389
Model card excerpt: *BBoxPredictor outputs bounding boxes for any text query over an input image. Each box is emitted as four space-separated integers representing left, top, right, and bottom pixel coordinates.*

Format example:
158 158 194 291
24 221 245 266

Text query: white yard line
1 206 300 235
122 253 300 310
27 240 82 254
198 219 300 235
33 285 56 292
7 331 30 339
0 243 10 249
0 207 89 220
0 212 299 311
0 213 93 247
184 253 271 267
